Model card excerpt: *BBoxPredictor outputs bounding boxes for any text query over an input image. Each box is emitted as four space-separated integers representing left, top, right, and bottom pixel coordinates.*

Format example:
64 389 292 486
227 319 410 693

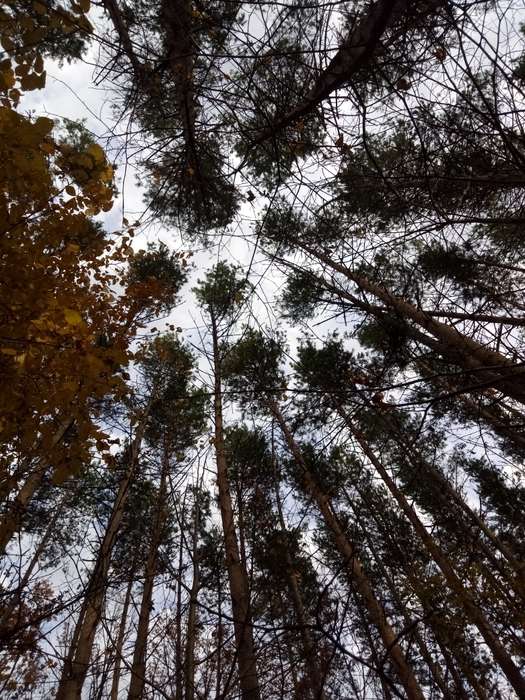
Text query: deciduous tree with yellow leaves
0 0 173 553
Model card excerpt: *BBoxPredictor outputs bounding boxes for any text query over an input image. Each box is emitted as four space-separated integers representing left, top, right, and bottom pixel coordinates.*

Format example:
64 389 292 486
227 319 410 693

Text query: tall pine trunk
341 410 525 696
56 406 150 700
291 238 525 404
268 399 425 700
211 314 261 700
109 575 134 700
127 443 169 700
184 497 201 700
273 474 326 699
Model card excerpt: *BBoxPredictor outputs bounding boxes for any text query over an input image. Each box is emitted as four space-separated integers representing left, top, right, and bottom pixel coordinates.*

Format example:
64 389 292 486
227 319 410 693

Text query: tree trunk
362 524 455 699
127 445 169 700
273 474 326 699
174 517 185 700
55 406 150 700
349 479 490 700
254 0 415 143
268 399 425 700
291 239 525 404
0 417 72 554
417 358 525 455
184 498 201 700
215 568 224 700
341 411 525 697
211 313 261 700
109 576 133 700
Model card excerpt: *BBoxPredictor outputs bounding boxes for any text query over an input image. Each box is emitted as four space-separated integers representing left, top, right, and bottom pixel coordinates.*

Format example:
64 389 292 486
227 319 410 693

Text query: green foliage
144 142 240 236
223 327 285 408
193 261 248 321
456 449 525 552
357 315 411 367
234 38 323 187
139 335 206 449
280 270 330 322
225 425 273 487
296 336 355 394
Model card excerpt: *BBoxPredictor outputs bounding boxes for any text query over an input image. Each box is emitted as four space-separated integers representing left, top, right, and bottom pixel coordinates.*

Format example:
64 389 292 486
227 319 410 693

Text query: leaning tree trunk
349 478 492 700
417 358 525 456
273 474 326 699
290 238 525 404
55 405 151 700
267 398 425 700
340 409 525 697
211 314 261 700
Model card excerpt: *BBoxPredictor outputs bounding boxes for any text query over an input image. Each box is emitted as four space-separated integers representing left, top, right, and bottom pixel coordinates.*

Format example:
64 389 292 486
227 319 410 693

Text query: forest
1 0 525 697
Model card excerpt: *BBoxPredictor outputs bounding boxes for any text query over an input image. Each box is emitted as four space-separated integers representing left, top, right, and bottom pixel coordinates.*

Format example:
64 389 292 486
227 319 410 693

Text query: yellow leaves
34 116 54 135
23 27 48 46
21 70 46 90
0 347 26 367
86 353 106 375
14 352 26 367
63 308 83 326
0 67 15 91
86 143 104 163
40 141 54 155
99 163 113 183
0 13 147 487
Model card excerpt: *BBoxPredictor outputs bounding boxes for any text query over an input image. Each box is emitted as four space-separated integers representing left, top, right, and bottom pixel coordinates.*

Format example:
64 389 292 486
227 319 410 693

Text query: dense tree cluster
2 0 525 698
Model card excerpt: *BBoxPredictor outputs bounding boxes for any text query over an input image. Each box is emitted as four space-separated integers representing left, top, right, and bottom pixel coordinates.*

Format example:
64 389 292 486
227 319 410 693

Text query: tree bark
287 239 525 404
109 576 133 700
174 513 185 700
273 474 326 699
55 405 150 700
127 444 169 700
341 411 525 697
268 399 425 700
184 495 201 700
211 313 261 700
254 0 414 143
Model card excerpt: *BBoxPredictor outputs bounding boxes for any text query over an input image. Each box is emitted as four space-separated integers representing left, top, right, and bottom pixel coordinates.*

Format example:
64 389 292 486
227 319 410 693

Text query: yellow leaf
21 71 46 91
0 68 15 91
65 184 76 196
34 54 44 74
34 116 54 135
64 308 82 325
78 0 91 12
0 347 17 355
86 143 105 164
